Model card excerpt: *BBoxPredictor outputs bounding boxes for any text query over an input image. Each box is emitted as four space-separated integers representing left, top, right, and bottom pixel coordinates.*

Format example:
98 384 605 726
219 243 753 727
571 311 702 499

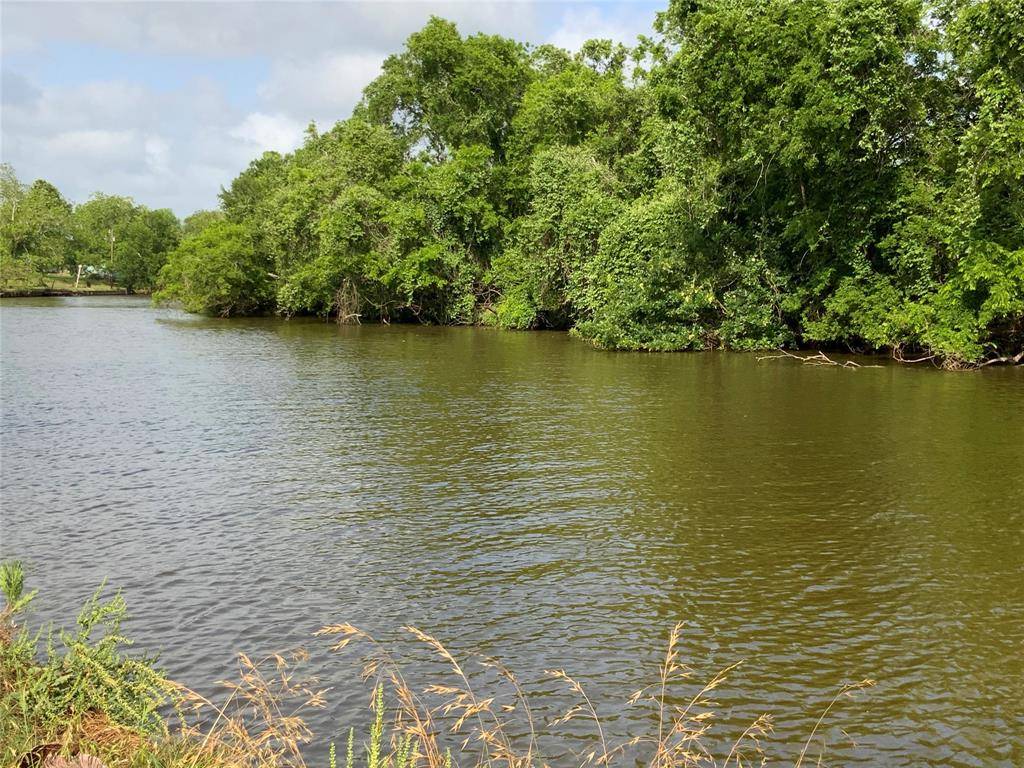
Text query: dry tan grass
167 649 328 768
315 621 875 768
3 600 872 768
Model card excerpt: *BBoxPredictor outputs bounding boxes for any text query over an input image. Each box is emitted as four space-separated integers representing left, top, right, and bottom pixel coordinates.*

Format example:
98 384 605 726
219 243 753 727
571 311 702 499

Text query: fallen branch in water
756 350 881 368
977 351 1024 368
891 348 938 365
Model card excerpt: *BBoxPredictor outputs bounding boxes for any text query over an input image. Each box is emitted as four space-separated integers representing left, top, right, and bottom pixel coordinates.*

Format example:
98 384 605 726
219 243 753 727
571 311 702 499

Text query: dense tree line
0 165 192 293
22 0 1024 366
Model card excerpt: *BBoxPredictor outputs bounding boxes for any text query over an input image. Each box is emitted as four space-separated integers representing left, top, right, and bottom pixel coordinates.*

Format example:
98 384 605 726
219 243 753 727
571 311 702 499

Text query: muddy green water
1 297 1022 766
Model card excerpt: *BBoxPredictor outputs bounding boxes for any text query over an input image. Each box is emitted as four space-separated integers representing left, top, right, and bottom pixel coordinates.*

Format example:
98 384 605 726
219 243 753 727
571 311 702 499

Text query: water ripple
2 297 1023 767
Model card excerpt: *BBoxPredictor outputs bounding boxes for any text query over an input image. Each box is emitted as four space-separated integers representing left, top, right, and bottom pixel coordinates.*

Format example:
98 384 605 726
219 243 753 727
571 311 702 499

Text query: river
1 296 1022 766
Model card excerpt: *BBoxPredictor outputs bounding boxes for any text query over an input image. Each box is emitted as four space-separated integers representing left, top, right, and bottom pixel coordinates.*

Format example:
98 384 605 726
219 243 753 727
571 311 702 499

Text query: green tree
0 165 29 264
115 208 180 292
364 17 533 160
0 166 73 283
491 145 623 328
154 8 1022 366
221 151 286 226
71 194 137 278
155 221 274 316
182 209 225 237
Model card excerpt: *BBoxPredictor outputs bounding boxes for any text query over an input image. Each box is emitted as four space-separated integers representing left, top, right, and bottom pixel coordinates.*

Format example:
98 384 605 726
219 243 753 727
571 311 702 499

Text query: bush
0 562 173 767
154 222 275 316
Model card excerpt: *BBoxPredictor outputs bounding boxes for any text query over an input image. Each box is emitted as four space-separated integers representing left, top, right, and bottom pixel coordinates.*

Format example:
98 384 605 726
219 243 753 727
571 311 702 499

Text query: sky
1 1 663 216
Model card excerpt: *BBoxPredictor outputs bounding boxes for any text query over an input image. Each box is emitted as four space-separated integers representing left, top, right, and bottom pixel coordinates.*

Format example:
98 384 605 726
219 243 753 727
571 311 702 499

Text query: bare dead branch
756 350 881 368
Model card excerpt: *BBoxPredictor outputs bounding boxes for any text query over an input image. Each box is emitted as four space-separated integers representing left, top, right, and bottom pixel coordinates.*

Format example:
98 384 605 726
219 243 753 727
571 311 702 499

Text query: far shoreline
0 288 149 298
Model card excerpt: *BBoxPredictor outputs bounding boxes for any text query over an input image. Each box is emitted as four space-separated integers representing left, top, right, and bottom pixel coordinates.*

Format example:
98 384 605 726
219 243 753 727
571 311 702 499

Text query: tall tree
363 17 533 160
0 166 74 284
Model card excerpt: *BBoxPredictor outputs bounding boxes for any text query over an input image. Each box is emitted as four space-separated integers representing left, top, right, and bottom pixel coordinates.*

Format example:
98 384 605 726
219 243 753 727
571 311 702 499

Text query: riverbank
1 562 874 768
0 275 144 298
0 288 137 298
7 293 1020 368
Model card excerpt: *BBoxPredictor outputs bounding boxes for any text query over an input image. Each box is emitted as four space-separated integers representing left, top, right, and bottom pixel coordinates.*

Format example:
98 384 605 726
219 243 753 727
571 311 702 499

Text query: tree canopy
13 0 1024 367
154 221 273 316
1 166 180 293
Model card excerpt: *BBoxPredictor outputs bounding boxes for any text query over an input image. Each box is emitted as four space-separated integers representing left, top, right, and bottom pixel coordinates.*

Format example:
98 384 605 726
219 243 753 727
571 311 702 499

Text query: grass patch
0 272 127 294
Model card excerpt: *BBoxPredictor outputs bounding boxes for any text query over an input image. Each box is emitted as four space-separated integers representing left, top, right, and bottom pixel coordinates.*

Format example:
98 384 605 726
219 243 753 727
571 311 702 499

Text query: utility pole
108 227 116 286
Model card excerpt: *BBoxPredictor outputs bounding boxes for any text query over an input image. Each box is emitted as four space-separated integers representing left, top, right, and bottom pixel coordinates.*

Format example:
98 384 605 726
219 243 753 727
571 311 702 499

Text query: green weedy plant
0 564 174 767
367 684 419 768
328 731 357 768
1 559 37 615
335 685 420 768
2 567 875 768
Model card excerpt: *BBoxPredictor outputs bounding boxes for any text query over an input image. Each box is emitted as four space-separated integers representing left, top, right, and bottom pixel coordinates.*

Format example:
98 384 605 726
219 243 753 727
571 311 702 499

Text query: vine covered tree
67 0 1023 366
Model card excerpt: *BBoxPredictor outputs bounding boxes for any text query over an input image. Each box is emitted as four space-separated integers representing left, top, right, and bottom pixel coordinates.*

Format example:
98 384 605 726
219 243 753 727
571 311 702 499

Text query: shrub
155 222 275 316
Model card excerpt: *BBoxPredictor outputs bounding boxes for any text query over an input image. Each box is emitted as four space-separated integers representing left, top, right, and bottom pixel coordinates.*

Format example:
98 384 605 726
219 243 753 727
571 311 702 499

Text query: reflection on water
1 297 1022 767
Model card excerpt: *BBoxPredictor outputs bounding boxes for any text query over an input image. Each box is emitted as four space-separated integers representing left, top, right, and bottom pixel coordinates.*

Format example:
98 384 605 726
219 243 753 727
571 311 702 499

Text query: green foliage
155 221 274 316
118 208 182 291
55 3 1024 365
182 209 226 237
719 257 796 351
338 686 419 768
510 48 629 159
575 189 721 350
492 145 623 328
363 17 533 160
71 193 137 270
0 168 181 292
0 561 37 614
0 252 42 289
71 194 181 291
0 573 173 767
221 151 287 225
367 685 383 768
0 166 74 282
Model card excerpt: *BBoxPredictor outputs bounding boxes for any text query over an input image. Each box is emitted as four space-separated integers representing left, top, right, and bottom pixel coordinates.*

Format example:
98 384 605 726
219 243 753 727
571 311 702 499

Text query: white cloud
46 129 136 159
0 2 658 215
229 112 306 154
547 5 657 52
259 52 387 127
144 136 172 175
1 2 545 59
1 74 249 213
